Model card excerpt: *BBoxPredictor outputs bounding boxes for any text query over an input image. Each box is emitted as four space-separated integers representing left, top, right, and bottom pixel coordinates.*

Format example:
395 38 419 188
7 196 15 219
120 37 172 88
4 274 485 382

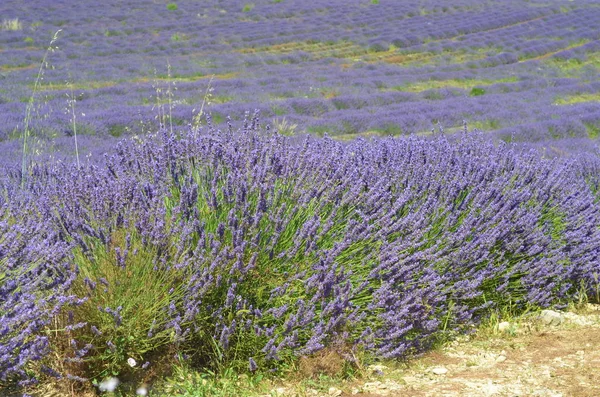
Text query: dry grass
1 18 22 31
298 348 347 379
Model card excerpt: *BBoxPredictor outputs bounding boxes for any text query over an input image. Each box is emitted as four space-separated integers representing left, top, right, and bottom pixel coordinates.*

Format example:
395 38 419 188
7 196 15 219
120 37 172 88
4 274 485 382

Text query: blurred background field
0 0 599 165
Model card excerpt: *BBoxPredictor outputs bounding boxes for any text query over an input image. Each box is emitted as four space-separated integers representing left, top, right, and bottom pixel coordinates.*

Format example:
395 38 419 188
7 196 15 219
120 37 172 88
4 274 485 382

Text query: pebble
431 367 448 375
328 386 342 396
539 309 564 326
498 321 511 332
363 381 383 392
496 355 507 363
136 385 148 396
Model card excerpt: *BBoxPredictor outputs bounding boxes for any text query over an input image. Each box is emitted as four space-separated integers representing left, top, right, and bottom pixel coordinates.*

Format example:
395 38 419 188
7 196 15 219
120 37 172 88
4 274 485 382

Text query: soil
272 304 600 397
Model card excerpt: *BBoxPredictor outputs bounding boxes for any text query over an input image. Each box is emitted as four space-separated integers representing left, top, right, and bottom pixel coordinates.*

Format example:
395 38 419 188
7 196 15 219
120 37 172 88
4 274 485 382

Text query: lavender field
1 0 600 396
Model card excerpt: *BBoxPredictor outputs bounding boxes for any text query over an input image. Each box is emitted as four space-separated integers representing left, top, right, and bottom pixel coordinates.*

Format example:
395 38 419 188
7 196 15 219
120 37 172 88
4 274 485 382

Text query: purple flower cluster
2 116 599 386
0 193 82 384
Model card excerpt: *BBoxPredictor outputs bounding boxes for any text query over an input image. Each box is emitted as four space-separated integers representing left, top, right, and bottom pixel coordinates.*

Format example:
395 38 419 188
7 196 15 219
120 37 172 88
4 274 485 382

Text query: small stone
328 387 342 397
539 309 564 326
498 321 511 332
496 355 507 363
431 367 448 375
363 381 382 392
351 388 360 395
136 385 148 396
274 387 287 395
98 377 120 393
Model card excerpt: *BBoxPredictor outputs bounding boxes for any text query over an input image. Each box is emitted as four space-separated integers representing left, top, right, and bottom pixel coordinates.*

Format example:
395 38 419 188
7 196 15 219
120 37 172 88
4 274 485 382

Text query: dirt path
348 304 600 397
272 304 600 397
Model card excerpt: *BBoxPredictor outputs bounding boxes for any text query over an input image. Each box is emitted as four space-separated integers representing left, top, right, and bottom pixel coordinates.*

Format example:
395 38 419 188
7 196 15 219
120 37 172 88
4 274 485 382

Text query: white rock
98 377 120 392
481 380 502 395
496 355 507 363
136 385 148 396
431 367 448 375
127 357 137 367
498 321 511 332
328 386 342 396
539 310 564 326
363 381 382 392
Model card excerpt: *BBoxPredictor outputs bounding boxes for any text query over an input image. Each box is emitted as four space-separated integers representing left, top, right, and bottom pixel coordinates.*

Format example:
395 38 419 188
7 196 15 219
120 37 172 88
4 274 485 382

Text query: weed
469 87 486 96
192 74 215 132
66 80 81 167
1 18 22 31
167 3 178 11
151 62 177 134
242 3 255 12
584 122 600 139
271 117 298 136
21 29 62 188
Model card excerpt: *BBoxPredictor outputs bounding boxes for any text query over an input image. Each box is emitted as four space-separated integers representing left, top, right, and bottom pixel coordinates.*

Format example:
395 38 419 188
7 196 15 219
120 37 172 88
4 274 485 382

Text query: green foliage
584 122 600 139
376 123 403 136
470 118 501 131
306 124 331 136
62 229 190 380
157 364 267 397
30 21 43 30
108 124 128 137
469 87 486 96
539 201 567 243
271 105 287 116
371 0 380 4
24 37 34 45
167 3 178 11
554 92 600 105
242 3 255 12
104 30 122 37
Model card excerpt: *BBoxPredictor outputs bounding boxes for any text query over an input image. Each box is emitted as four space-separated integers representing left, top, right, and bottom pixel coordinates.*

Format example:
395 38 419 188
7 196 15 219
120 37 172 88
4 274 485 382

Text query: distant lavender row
0 0 598 154
2 119 600 386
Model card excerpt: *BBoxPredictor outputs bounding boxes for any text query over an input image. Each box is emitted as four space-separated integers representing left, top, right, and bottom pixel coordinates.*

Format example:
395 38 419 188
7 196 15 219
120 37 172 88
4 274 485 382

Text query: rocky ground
268 303 600 397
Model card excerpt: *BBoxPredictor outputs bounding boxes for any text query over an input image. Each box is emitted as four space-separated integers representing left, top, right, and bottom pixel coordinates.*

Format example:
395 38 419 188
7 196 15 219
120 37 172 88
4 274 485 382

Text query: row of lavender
2 118 600 389
1 0 599 158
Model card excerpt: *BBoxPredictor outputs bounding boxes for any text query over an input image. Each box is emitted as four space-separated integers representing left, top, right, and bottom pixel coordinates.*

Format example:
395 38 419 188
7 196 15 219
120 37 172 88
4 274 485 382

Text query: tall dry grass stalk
21 29 62 188
1 18 22 31
67 82 81 168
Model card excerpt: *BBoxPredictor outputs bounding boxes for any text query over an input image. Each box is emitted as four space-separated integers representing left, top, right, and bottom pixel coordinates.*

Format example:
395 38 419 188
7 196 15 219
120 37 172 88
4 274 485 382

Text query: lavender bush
1 115 599 391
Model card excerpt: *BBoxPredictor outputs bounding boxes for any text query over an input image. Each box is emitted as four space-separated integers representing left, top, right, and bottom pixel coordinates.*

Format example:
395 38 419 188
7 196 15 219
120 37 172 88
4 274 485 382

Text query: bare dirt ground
272 304 600 397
